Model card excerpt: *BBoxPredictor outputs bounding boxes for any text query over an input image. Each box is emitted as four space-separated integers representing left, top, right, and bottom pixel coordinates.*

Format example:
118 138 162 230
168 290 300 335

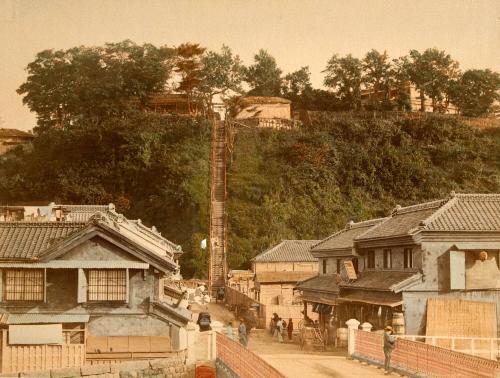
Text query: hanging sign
343 260 357 280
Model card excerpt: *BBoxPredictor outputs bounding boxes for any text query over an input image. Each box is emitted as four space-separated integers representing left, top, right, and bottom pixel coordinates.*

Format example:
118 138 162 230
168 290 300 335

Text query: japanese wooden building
0 204 190 373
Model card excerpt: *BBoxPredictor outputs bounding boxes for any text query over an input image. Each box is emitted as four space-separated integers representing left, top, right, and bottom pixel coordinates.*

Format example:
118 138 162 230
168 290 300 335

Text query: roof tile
252 240 319 262
312 218 386 252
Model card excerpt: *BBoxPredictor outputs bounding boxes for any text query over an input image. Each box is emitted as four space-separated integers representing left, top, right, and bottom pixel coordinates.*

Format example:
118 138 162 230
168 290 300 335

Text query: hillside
1 112 499 276
0 114 211 277
226 114 500 268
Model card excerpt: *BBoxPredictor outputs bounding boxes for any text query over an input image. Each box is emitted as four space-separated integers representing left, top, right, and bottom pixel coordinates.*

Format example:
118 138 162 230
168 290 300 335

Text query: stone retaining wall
11 358 195 378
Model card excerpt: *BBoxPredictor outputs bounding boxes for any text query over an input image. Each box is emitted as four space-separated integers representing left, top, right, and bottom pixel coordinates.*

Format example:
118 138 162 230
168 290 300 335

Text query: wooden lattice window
4 269 44 301
87 270 127 301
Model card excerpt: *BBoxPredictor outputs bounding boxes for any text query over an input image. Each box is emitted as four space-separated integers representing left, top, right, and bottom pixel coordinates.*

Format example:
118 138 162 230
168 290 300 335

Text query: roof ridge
311 229 346 249
454 193 500 199
350 217 388 229
392 198 446 215
251 240 285 261
417 196 457 231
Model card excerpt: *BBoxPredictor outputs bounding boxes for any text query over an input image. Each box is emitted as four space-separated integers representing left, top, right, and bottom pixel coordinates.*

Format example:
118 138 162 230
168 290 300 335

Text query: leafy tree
17 40 175 132
0 113 211 278
244 50 283 96
362 49 392 109
174 43 206 115
323 54 363 110
448 69 500 117
388 56 412 111
198 45 245 108
282 66 312 103
406 48 460 112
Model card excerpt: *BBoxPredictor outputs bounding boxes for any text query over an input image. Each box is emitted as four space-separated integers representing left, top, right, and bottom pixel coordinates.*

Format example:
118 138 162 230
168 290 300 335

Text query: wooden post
451 338 455 351
471 339 475 356
490 339 494 360
125 269 129 304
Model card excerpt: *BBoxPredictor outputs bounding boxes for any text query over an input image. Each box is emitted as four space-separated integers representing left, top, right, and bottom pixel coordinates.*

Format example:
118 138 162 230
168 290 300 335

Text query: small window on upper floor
404 248 413 269
322 259 327 274
383 249 392 269
4 269 44 302
87 269 127 302
367 251 375 269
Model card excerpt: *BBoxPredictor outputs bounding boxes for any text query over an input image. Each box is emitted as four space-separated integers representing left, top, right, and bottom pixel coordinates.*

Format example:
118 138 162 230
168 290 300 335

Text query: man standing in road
238 319 248 347
383 325 396 374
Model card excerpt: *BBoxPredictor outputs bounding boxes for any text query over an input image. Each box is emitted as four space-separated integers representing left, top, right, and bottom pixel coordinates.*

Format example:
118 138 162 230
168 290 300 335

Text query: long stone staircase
209 119 227 292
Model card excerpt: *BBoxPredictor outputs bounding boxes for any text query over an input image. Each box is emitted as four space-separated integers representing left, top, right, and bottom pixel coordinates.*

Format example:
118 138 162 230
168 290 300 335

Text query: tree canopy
448 69 500 117
17 41 175 132
323 54 363 110
244 49 283 96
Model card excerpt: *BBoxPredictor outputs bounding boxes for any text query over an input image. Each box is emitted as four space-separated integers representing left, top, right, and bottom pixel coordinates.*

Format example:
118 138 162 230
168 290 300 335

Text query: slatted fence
354 330 500 378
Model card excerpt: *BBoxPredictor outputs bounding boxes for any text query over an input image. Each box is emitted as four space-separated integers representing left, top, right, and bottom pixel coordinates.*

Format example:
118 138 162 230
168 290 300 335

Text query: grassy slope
226 114 500 268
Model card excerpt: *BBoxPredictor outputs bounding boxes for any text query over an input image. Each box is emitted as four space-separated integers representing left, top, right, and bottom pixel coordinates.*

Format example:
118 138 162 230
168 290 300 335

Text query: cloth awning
301 291 339 306
338 291 402 307
1 313 90 325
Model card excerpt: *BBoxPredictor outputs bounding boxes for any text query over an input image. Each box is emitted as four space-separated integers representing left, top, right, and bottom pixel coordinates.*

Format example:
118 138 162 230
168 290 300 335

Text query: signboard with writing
343 260 357 280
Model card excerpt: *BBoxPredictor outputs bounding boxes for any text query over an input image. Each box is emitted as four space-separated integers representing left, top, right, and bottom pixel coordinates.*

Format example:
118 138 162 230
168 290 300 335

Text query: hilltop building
0 203 189 373
0 128 34 155
145 93 202 116
232 96 298 128
360 83 459 114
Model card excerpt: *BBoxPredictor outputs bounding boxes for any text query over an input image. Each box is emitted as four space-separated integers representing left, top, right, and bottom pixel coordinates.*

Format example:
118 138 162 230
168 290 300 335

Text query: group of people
270 313 294 343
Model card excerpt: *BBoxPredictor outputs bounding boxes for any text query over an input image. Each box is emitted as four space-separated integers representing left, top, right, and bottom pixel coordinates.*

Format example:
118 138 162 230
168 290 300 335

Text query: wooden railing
231 117 301 129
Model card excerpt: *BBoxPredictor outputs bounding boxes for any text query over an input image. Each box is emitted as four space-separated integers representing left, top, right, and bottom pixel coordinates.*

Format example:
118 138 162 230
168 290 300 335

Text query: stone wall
16 358 194 378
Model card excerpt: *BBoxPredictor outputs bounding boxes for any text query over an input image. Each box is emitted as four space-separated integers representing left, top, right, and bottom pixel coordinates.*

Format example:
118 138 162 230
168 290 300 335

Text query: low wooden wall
0 330 85 374
354 330 500 378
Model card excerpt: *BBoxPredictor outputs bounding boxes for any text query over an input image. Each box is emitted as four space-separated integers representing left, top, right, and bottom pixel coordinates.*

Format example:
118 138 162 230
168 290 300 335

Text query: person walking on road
276 318 284 343
383 325 396 374
226 321 234 340
238 319 248 347
287 318 294 341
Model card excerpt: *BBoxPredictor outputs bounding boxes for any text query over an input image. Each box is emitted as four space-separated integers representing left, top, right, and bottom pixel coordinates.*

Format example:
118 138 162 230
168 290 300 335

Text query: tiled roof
357 199 447 240
339 270 421 292
357 193 500 241
0 222 85 259
312 218 386 252
252 240 319 262
240 96 291 106
295 274 340 294
255 271 316 283
422 194 500 231
61 205 111 222
0 314 90 325
0 128 34 138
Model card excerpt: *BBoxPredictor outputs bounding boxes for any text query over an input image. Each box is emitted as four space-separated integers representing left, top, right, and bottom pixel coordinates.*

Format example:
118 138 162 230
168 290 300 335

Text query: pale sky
1 0 499 131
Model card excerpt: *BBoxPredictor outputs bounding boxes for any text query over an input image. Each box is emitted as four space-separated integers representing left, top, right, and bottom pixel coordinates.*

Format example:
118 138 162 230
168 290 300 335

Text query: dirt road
197 303 389 377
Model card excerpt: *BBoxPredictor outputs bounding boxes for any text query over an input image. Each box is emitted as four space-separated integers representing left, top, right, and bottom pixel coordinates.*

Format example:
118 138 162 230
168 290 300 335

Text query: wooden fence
216 332 286 378
354 330 500 378
0 330 85 374
225 286 267 328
